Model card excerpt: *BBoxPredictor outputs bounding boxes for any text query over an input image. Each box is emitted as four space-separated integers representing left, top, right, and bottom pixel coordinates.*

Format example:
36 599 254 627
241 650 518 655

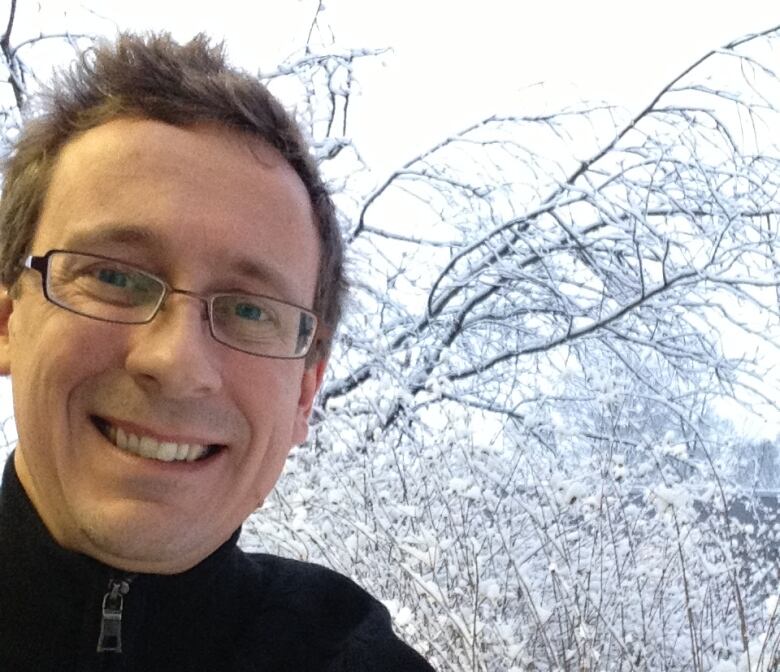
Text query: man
0 33 434 671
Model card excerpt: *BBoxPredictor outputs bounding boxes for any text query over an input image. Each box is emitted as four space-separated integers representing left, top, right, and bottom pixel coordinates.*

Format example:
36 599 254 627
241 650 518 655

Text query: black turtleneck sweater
0 455 435 671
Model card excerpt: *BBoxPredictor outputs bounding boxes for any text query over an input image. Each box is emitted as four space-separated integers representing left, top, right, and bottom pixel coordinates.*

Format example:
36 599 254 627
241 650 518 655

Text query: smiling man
0 34 434 671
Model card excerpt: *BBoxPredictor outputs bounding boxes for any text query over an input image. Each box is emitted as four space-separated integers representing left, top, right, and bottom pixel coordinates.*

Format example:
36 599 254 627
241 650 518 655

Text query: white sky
11 0 780 169
2 0 780 433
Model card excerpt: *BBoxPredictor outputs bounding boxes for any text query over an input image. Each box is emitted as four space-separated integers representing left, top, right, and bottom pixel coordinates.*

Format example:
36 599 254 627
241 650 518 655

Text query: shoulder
236 552 435 671
243 552 380 632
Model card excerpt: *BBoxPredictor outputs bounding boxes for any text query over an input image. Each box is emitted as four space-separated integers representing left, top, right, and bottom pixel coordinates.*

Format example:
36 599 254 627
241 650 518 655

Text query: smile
92 417 220 462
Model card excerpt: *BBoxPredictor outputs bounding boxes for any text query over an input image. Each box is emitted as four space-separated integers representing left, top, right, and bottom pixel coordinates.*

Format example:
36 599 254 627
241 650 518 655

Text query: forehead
34 118 320 303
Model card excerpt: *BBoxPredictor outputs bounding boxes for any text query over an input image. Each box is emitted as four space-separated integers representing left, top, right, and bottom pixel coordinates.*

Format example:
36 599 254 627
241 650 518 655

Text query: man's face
0 118 325 573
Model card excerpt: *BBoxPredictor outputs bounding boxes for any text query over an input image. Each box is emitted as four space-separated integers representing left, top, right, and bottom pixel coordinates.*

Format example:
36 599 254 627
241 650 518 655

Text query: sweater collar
0 451 243 586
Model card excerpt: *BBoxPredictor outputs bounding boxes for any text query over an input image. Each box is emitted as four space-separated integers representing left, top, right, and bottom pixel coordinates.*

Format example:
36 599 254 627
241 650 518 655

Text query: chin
71 499 210 573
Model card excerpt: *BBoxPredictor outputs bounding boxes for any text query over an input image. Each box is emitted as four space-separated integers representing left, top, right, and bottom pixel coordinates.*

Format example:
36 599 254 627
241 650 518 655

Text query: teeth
158 442 178 462
106 422 211 462
139 436 158 459
187 445 208 461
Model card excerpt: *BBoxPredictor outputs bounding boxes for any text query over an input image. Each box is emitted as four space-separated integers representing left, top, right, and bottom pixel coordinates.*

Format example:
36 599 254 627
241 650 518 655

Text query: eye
233 301 268 321
95 267 130 288
86 265 157 295
72 262 160 306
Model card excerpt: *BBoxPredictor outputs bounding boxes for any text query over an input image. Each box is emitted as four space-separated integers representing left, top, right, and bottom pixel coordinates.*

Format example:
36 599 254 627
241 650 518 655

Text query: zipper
97 575 136 653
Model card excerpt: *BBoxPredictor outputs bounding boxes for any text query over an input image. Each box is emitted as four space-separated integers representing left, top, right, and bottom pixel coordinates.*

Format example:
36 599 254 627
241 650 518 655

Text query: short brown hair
0 32 345 360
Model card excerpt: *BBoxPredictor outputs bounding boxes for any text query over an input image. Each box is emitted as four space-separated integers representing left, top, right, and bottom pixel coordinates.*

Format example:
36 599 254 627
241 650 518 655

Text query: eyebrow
64 224 160 251
62 223 298 298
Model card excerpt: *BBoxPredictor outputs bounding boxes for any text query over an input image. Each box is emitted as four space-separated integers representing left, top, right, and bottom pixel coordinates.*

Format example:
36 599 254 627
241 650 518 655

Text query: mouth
91 416 222 463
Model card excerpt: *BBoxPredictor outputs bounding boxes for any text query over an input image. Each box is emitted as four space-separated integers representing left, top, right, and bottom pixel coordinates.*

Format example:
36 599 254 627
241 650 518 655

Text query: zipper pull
97 577 132 653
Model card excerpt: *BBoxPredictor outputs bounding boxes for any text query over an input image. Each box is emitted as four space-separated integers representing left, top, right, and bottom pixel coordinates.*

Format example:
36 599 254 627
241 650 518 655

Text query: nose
124 293 222 399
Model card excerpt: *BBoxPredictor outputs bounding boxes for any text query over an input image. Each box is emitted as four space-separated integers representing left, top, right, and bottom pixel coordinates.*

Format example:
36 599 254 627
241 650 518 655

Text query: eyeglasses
24 250 320 359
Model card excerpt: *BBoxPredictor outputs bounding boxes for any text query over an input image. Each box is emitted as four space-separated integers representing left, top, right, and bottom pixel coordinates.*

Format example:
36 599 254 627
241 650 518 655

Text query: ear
0 287 13 376
291 356 328 446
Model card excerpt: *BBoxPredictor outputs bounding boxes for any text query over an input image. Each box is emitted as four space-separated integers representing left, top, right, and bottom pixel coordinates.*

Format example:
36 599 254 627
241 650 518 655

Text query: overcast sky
10 1 780 169
2 1 780 434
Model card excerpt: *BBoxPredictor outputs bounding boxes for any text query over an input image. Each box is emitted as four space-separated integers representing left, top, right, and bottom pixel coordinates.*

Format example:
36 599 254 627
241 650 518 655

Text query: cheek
11 311 122 415
232 362 305 462
231 355 306 423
